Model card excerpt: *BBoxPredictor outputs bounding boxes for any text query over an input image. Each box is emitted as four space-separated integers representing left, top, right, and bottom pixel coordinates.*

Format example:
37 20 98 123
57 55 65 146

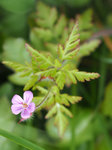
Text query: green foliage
30 2 100 61
0 129 45 150
3 18 100 137
2 38 30 64
101 82 112 117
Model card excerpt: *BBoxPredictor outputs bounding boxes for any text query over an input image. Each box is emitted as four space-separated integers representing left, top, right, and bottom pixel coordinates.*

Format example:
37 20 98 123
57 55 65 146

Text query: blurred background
0 0 112 150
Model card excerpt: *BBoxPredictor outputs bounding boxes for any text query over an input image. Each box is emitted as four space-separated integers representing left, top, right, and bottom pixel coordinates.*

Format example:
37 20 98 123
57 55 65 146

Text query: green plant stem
0 128 45 150
36 89 51 109
70 85 77 150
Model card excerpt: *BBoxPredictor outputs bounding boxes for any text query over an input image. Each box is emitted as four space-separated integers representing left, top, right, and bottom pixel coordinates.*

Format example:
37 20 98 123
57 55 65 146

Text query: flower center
23 103 28 108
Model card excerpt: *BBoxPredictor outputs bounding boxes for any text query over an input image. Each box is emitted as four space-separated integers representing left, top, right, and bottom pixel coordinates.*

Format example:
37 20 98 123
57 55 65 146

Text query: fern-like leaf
26 44 53 69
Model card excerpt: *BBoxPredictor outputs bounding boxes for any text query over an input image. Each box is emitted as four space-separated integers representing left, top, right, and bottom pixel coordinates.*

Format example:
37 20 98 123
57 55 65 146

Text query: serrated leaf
36 68 56 77
33 28 53 42
66 71 77 84
24 75 38 91
45 105 57 119
60 105 73 117
34 86 48 94
75 39 101 60
68 96 82 104
56 71 66 89
36 2 50 19
36 7 57 28
45 96 55 108
72 70 100 82
63 48 79 60
45 43 57 55
58 44 64 60
61 94 82 105
54 15 67 37
54 59 61 68
79 9 93 31
26 44 53 68
3 61 27 72
54 111 68 137
64 22 79 54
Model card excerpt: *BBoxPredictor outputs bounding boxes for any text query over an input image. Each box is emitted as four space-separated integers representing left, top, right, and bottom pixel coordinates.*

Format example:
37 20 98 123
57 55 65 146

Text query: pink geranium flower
11 91 35 120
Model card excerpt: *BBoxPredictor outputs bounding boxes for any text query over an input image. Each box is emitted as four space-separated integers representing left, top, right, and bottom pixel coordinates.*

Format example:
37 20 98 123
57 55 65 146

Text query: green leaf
63 48 79 60
45 43 57 55
72 70 100 82
54 111 68 137
26 44 53 68
66 71 77 84
32 28 53 42
56 71 66 89
60 105 73 117
58 44 64 60
101 82 112 117
3 61 27 72
75 39 101 60
36 6 57 28
62 94 82 104
54 59 62 68
45 105 57 119
54 15 67 37
2 38 30 64
24 75 38 91
36 68 56 77
0 0 35 13
36 2 50 19
34 86 48 94
64 22 79 54
79 9 93 31
9 73 29 86
0 129 45 150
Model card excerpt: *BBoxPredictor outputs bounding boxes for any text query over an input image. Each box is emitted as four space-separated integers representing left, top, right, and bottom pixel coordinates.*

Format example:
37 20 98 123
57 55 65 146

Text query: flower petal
27 102 35 113
21 109 31 119
12 95 24 104
23 91 33 105
11 104 23 115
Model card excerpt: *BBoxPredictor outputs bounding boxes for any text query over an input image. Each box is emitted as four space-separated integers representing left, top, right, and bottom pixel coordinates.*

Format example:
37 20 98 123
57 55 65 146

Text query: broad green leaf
2 38 30 64
0 0 35 13
0 83 13 98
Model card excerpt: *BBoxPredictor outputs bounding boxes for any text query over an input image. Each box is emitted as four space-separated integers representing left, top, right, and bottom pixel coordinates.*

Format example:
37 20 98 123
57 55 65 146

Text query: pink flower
11 91 35 120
